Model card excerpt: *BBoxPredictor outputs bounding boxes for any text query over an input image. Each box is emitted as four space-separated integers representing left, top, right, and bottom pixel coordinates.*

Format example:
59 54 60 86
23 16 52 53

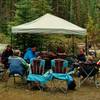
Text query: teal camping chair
27 58 52 90
50 58 75 93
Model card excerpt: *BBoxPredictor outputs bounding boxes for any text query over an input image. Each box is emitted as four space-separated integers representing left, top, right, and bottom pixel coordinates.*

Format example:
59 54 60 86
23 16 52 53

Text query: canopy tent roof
12 13 86 35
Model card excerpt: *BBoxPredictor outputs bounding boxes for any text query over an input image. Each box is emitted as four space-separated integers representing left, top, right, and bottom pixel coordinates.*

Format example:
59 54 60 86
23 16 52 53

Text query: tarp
12 13 86 35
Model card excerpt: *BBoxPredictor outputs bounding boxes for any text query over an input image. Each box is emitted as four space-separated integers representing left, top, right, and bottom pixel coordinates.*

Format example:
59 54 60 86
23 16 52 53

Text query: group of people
69 48 100 75
0 45 41 80
0 44 75 90
75 48 100 79
0 44 64 72
0 45 100 74
0 44 100 90
76 48 96 63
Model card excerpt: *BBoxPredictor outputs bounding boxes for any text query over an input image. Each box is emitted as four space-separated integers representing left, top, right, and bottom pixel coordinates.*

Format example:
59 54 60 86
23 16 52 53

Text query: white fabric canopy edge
12 13 86 35
12 28 86 35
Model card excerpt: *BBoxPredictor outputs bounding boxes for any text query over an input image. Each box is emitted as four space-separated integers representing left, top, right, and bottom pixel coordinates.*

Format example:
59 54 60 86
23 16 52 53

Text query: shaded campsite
0 1 100 100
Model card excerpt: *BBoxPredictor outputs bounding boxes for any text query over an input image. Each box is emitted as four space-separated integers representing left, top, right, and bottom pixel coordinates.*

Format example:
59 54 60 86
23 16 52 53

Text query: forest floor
0 77 100 100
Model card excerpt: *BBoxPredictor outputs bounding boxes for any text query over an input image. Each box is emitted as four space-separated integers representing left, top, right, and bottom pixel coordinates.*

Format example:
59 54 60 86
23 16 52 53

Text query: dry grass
0 77 100 100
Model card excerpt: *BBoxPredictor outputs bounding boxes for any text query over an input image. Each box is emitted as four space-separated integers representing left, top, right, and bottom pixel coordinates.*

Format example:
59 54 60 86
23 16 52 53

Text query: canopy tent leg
85 35 88 55
11 32 13 47
72 35 75 56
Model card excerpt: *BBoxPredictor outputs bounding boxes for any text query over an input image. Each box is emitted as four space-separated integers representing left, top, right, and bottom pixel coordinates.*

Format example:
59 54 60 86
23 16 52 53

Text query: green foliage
86 15 100 51
0 33 10 43
12 33 80 55
32 0 52 16
11 0 52 26
13 34 68 51
0 0 99 31
0 22 8 35
14 0 37 25
0 0 99 51
87 16 95 36
8 0 52 49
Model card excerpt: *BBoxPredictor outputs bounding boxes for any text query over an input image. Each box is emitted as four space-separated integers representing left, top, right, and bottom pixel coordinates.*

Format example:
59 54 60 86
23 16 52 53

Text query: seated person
8 50 29 76
48 49 57 59
86 55 94 63
24 46 40 63
57 45 65 53
1 45 13 69
77 48 86 62
57 46 67 59
57 47 63 53
39 51 48 59
78 55 98 78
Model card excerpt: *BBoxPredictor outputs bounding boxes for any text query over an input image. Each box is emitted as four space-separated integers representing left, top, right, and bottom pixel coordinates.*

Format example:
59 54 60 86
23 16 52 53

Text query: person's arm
19 57 29 69
23 52 28 60
97 60 100 65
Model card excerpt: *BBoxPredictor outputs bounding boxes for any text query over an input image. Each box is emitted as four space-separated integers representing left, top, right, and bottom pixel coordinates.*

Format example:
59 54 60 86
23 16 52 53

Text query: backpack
68 80 76 90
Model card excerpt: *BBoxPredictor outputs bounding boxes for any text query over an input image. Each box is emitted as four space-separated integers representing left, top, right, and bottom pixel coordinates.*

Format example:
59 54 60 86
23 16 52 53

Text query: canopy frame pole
11 32 13 47
72 35 75 56
85 35 88 55
23 34 25 49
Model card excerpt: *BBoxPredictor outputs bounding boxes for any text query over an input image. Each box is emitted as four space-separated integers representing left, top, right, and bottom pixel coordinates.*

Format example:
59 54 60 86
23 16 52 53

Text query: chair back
79 62 97 77
31 59 45 75
51 59 68 73
8 57 26 76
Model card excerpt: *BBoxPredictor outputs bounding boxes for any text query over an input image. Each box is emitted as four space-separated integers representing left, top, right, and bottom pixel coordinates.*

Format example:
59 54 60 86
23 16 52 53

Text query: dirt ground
0 77 100 100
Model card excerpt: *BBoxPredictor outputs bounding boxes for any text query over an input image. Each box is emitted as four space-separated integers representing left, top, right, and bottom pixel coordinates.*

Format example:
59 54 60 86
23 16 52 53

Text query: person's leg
68 64 75 72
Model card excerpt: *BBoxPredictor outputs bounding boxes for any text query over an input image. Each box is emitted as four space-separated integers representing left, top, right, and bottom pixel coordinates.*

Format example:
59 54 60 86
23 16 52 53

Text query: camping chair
93 61 100 88
27 59 47 90
0 66 4 80
6 58 27 87
0 54 6 80
50 58 74 93
78 62 98 88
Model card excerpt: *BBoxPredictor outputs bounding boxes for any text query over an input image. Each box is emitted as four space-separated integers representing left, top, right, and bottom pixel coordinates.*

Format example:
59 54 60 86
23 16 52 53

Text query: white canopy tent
11 13 87 55
12 13 86 35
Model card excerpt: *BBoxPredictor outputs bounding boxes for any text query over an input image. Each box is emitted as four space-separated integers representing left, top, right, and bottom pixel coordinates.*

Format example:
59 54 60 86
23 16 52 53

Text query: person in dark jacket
1 45 13 69
77 48 86 62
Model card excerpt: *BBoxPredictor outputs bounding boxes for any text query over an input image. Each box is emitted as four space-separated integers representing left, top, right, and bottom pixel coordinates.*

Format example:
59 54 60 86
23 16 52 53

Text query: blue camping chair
6 57 27 87
27 58 52 90
50 58 75 93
